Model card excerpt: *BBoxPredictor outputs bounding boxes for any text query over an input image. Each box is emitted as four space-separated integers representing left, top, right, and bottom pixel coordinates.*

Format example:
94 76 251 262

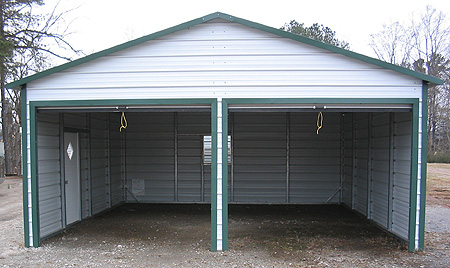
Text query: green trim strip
224 98 418 104
29 102 40 247
210 100 218 252
6 12 442 89
21 86 30 248
28 98 216 107
419 82 428 251
408 99 420 252
221 99 229 251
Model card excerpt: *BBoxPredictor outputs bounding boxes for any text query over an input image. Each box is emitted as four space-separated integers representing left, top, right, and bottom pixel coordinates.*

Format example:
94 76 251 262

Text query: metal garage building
7 12 442 252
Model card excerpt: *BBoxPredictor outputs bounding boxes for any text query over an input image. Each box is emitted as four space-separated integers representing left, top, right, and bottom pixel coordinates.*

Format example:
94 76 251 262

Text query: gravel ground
1 177 450 268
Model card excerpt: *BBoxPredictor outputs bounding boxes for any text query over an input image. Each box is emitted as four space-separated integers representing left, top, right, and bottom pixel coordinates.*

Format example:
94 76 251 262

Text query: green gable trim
6 12 443 89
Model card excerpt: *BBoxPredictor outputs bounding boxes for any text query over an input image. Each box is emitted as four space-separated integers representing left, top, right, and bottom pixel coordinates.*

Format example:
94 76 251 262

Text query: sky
38 0 450 62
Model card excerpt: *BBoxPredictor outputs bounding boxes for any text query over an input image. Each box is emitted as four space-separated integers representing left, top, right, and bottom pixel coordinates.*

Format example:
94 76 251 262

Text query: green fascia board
6 12 443 89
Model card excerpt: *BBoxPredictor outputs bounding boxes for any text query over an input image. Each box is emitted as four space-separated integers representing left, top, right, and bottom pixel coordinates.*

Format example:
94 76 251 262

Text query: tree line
1 3 449 177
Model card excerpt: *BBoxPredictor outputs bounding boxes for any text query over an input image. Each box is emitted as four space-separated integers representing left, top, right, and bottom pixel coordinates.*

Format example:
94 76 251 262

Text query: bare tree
1 0 80 176
370 6 450 158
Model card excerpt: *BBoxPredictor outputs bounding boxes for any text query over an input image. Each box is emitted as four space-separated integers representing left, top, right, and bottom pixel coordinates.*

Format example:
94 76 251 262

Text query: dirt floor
1 165 449 267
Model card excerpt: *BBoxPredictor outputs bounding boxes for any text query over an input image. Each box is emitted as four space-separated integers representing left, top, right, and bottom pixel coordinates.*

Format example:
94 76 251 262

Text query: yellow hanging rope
120 112 128 132
316 111 323 135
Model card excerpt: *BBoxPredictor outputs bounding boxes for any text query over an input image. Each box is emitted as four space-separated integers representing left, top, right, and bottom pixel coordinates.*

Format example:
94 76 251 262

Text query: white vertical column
216 98 223 251
26 102 33 247
415 100 423 250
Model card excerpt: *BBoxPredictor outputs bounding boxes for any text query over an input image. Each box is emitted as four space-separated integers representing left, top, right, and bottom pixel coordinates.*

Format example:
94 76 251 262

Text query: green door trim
223 97 420 252
25 97 422 252
26 98 218 250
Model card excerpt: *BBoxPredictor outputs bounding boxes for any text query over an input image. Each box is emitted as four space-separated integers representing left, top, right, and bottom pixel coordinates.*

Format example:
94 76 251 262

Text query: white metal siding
37 113 62 238
26 20 422 102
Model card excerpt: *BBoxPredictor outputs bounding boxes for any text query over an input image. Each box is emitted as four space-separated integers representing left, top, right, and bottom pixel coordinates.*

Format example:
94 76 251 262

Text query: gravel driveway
1 178 449 268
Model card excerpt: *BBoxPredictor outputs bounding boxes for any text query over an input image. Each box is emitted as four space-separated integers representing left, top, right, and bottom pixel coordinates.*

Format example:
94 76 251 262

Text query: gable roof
6 12 443 89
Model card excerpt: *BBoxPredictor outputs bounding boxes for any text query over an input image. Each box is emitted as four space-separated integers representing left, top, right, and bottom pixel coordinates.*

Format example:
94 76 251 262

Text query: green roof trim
6 12 443 89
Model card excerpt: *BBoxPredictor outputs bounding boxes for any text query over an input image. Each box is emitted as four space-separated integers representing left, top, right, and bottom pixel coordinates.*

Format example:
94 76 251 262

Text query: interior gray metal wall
37 113 62 238
353 113 370 216
125 112 211 203
231 112 341 204
391 112 412 239
342 113 354 207
340 112 412 240
109 113 124 206
37 112 125 239
36 110 412 241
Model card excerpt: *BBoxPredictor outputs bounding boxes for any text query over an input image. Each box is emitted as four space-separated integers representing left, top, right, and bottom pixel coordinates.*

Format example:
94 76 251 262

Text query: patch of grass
427 163 450 207
428 152 450 163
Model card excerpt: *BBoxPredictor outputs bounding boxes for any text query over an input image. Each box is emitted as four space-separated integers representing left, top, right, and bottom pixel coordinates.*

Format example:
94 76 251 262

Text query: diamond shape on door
67 142 74 160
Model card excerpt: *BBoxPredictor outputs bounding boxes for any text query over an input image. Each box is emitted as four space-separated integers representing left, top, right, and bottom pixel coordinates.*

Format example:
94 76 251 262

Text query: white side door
64 132 81 225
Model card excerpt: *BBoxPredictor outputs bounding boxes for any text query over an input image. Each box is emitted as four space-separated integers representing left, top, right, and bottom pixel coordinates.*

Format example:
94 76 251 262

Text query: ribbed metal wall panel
392 112 412 240
109 113 124 206
37 113 62 238
64 113 88 129
79 131 90 219
289 113 341 203
126 113 175 202
354 113 369 216
177 113 210 202
90 113 111 214
27 20 422 102
370 113 390 228
233 113 287 203
125 112 211 203
342 113 353 207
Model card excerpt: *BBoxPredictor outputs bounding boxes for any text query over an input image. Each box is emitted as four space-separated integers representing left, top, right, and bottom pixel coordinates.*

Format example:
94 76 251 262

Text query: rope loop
120 112 128 132
316 112 323 135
